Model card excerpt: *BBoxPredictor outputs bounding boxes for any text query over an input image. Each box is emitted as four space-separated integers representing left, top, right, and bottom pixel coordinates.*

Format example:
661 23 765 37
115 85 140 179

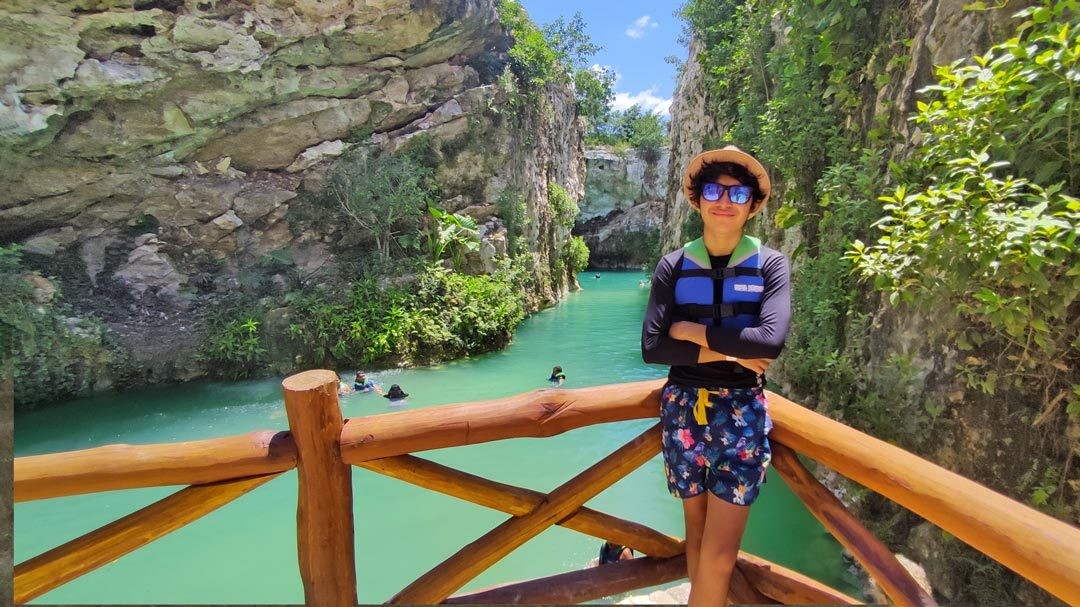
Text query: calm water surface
14 271 861 603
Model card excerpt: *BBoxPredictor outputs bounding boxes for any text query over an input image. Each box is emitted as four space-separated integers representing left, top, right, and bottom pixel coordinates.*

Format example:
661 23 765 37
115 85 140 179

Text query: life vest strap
679 267 762 279
675 302 762 320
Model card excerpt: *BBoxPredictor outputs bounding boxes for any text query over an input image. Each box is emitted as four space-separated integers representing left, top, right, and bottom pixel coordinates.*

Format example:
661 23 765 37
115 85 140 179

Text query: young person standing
641 146 791 606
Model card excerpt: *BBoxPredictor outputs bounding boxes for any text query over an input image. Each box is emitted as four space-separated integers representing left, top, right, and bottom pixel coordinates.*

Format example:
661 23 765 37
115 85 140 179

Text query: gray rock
233 184 297 223
166 180 242 226
113 240 185 299
22 226 79 256
285 140 348 173
210 209 243 233
172 15 236 52
68 59 164 92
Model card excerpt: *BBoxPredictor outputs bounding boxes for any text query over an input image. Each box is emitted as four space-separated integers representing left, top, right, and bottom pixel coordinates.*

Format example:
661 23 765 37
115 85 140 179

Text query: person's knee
698 540 740 569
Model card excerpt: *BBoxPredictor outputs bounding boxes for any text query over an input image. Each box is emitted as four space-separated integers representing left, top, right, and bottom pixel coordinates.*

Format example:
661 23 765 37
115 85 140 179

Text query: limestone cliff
576 147 667 269
1 0 583 388
666 2 1070 606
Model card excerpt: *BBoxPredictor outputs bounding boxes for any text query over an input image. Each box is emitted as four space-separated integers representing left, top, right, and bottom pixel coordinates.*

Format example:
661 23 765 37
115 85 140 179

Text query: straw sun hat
682 145 772 214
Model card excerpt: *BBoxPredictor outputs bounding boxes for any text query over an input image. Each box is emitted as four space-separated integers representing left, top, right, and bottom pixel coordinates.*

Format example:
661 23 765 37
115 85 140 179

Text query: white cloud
625 15 658 39
590 63 621 84
612 87 672 118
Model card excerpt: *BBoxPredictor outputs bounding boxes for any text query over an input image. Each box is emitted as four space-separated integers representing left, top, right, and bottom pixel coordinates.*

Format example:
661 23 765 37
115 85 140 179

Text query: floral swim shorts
660 383 773 506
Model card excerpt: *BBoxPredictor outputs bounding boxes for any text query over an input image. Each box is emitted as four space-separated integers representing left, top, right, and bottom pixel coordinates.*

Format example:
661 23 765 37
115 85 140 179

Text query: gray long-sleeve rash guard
641 245 792 389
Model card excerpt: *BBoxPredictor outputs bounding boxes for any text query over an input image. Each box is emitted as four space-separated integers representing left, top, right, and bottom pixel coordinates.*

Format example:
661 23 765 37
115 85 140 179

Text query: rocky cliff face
576 147 666 269
659 38 720 256
1 0 583 386
666 2 1066 605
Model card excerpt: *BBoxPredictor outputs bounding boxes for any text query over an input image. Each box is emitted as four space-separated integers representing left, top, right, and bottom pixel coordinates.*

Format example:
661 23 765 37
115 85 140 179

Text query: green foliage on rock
563 235 590 273
587 104 670 162
320 147 435 263
1 245 115 407
284 265 527 368
497 188 528 252
496 1 613 127
424 206 481 271
497 0 561 89
849 4 1080 411
201 314 266 380
548 182 579 228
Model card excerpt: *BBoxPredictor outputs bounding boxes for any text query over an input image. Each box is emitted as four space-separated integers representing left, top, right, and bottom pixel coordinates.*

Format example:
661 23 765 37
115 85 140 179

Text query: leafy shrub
848 4 1080 409
497 188 527 252
320 148 433 262
284 266 526 368
548 182 578 228
1 245 114 407
563 236 590 273
202 316 266 379
496 0 561 89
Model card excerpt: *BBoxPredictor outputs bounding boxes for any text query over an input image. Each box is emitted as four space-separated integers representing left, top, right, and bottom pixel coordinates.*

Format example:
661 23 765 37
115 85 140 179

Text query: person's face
698 174 752 231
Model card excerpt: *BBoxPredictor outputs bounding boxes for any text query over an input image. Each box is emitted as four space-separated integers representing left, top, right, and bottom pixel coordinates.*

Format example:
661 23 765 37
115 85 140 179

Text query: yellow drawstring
693 388 713 425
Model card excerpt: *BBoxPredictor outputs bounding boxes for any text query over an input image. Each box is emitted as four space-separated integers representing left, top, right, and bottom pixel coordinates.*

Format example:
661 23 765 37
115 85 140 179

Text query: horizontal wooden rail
735 551 861 605
771 443 936 607
767 392 1080 605
361 454 683 557
15 430 296 502
14 473 280 603
444 554 688 604
339 379 665 463
444 550 860 605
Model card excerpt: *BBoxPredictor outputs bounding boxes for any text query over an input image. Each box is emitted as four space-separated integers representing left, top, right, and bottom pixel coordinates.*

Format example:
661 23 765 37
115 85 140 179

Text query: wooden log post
282 370 356 607
771 443 936 607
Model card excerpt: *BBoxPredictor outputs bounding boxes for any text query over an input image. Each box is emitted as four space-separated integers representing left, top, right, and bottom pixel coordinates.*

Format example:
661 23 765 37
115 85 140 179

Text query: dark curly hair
688 161 765 211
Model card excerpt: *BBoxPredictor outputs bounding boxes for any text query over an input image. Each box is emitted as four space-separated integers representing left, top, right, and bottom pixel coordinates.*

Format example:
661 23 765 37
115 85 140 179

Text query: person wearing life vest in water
548 365 566 385
353 371 377 393
641 145 791 607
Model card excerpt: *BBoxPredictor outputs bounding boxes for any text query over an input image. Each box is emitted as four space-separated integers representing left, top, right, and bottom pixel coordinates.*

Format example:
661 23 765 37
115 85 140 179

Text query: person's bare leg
687 492 751 607
681 493 707 584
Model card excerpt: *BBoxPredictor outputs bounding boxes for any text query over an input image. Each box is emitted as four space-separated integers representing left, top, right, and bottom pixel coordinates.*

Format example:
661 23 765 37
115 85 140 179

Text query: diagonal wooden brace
387 423 662 604
360 453 682 558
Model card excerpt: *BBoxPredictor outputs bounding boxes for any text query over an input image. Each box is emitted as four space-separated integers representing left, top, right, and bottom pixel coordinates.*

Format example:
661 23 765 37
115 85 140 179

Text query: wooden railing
12 370 1080 605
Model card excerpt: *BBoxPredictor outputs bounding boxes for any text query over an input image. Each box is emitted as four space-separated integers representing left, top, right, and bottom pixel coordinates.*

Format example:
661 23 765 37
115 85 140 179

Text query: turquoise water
14 271 861 604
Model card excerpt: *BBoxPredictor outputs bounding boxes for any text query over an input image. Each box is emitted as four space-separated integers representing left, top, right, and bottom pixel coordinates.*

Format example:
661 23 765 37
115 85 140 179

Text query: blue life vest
673 236 764 329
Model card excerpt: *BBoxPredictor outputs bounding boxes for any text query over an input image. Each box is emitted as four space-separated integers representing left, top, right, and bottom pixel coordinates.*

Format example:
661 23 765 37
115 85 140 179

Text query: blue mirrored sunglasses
701 183 753 205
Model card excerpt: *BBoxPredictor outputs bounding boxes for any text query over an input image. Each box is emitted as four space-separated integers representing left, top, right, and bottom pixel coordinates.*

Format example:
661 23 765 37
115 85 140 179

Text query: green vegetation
588 104 669 163
495 2 622 147
202 313 266 380
680 0 1078 601
284 265 527 368
321 147 435 263
548 182 579 228
563 235 590 274
1 245 115 407
424 206 481 271
849 4 1080 417
496 188 528 253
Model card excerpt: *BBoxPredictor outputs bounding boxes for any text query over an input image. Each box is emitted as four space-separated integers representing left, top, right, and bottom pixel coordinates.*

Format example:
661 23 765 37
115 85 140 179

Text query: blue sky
516 0 686 117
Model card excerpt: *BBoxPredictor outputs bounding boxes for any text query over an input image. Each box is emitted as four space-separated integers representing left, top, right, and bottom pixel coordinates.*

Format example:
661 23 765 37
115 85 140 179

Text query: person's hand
734 357 773 374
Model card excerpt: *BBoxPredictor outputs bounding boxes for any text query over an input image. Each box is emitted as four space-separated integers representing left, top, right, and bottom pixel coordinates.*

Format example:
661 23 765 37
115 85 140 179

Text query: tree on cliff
322 149 434 263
